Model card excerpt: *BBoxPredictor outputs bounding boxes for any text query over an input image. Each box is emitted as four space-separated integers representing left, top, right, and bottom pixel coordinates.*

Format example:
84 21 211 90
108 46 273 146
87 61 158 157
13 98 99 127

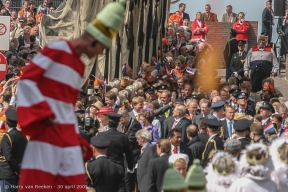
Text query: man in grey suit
221 5 237 23
162 105 191 145
136 129 156 192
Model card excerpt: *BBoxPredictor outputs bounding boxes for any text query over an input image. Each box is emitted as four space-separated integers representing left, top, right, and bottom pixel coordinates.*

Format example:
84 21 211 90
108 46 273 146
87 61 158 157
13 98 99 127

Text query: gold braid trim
85 162 93 186
4 134 12 147
202 139 217 160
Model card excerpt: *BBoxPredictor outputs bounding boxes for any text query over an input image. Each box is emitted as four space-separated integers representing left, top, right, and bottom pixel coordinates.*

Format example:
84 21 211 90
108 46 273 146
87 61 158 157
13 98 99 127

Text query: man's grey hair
136 129 152 142
118 110 129 117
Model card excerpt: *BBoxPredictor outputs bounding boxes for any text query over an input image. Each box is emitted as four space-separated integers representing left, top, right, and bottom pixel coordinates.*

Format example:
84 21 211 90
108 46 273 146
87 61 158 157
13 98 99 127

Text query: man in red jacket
192 12 209 41
233 12 250 51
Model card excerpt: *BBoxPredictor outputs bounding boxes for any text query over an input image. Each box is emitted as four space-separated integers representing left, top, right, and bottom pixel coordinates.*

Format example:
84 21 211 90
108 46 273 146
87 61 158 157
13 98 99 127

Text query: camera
84 117 95 131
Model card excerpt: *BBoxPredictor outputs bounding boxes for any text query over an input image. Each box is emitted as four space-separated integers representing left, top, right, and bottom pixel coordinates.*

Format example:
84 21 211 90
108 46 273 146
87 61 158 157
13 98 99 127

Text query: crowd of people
1 0 288 192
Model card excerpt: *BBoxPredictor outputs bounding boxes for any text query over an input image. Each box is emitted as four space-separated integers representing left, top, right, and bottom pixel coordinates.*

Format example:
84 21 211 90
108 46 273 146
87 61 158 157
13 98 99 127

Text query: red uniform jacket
233 21 250 41
191 19 208 40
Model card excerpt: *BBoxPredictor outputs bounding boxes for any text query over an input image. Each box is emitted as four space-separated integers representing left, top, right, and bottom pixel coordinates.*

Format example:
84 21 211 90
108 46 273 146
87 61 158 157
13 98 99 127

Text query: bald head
186 124 198 139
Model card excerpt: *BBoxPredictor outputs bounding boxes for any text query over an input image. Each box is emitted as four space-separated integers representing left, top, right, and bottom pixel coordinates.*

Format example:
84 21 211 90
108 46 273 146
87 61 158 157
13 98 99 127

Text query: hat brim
85 23 111 48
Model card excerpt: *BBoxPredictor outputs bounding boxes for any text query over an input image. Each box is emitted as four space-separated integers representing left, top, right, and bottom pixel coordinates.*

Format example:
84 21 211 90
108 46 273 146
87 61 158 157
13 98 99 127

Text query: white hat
169 153 189 166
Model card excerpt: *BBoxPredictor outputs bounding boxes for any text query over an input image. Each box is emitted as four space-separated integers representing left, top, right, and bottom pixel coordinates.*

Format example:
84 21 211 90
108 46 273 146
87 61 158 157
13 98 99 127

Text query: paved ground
216 69 288 98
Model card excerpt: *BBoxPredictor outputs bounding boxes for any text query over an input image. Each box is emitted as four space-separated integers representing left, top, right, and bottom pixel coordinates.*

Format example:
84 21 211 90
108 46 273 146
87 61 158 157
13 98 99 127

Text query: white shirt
171 144 180 154
133 110 139 118
174 117 184 126
208 133 218 141
95 154 107 159
261 117 270 125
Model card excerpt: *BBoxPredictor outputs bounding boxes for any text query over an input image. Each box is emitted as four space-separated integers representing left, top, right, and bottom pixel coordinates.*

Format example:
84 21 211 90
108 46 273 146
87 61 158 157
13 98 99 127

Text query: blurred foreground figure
17 1 127 191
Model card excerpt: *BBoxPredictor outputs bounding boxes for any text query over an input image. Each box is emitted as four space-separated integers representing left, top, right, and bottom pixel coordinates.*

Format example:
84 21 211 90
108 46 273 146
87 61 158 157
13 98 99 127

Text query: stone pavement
216 69 288 98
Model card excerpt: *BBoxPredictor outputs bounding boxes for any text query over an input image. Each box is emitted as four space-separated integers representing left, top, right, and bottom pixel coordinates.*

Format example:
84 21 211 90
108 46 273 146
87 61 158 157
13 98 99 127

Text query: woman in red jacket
191 12 209 41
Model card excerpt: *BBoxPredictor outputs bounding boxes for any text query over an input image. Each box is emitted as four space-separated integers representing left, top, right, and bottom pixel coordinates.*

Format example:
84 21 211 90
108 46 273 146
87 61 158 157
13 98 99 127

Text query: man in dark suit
169 128 193 168
98 113 134 191
162 105 191 144
104 91 120 112
201 119 224 168
136 129 156 192
222 105 236 140
147 139 171 192
223 29 239 81
262 1 273 43
85 135 123 192
177 3 190 21
118 110 142 192
186 124 205 161
234 119 251 150
0 109 28 191
197 117 209 145
230 40 247 84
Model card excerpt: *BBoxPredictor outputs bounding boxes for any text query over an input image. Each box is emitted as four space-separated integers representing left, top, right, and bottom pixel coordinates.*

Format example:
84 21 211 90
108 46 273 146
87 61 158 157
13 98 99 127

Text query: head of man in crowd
186 124 198 141
220 88 229 102
156 139 171 157
205 4 211 13
169 128 182 147
225 105 235 121
5 0 11 9
132 96 144 114
187 100 198 116
136 129 152 147
173 105 186 119
260 102 274 120
226 5 233 14
272 114 282 130
200 99 211 116
104 91 117 107
224 139 241 159
177 76 188 90
210 89 219 99
160 91 171 105
250 122 265 142
258 35 266 48
183 84 193 98
178 3 186 13
277 104 288 122
266 0 272 9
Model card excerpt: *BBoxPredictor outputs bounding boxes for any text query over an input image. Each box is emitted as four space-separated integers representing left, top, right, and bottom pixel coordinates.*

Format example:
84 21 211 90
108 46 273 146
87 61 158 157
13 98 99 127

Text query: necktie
172 120 178 129
164 110 169 118
141 147 145 154
228 121 232 137
173 146 178 154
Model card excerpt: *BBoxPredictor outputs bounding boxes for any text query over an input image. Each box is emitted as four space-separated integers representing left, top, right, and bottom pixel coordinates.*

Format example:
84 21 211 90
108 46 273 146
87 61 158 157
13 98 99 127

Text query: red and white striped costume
17 40 87 192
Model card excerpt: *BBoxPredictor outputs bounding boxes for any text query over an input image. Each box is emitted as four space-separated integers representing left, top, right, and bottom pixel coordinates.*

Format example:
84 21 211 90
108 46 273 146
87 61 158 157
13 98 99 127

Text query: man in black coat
230 40 247 84
98 113 134 191
147 139 171 192
118 110 142 192
262 1 273 43
186 124 205 161
85 135 123 192
234 119 251 150
162 105 191 145
201 119 224 168
223 29 239 81
136 129 156 192
169 128 193 168
0 109 28 191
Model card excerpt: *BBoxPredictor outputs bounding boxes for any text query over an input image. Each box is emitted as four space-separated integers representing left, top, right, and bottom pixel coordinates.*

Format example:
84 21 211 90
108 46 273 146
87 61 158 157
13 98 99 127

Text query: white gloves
233 72 238 77
127 168 135 173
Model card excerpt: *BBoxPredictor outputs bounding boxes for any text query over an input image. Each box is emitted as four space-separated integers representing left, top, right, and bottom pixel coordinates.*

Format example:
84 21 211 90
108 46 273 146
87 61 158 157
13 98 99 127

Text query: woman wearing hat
86 101 104 119
95 106 116 132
